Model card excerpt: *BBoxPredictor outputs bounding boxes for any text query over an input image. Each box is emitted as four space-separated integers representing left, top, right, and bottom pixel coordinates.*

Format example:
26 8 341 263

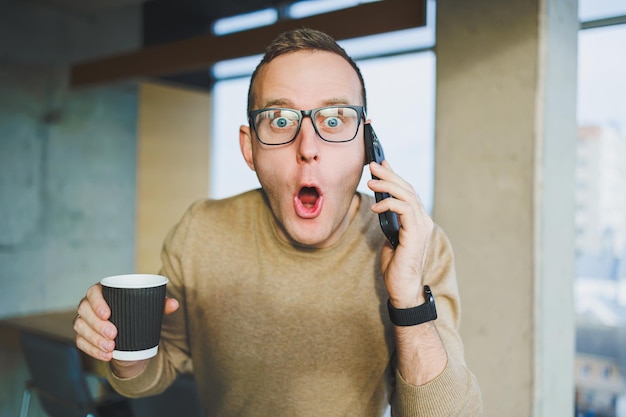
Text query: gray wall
0 1 141 415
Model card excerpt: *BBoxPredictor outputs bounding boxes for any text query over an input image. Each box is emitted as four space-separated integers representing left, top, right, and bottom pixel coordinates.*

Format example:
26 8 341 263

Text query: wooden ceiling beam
70 0 426 88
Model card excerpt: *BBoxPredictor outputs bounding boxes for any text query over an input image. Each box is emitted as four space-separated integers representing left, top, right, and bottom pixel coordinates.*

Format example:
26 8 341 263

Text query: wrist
388 292 425 309
110 359 148 379
387 285 437 327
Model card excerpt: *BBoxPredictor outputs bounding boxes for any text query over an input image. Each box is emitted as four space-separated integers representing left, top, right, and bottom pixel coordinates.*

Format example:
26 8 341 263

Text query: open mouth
299 187 319 208
294 186 323 218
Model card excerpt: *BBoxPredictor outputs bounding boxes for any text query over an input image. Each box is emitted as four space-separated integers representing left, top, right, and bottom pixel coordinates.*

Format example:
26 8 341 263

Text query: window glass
288 0 374 18
579 0 626 22
575 22 626 417
212 9 277 35
212 0 436 79
356 52 435 213
210 77 258 199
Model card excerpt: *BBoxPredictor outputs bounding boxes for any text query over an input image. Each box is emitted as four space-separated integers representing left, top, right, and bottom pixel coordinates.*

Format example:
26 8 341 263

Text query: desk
0 309 106 375
0 309 76 344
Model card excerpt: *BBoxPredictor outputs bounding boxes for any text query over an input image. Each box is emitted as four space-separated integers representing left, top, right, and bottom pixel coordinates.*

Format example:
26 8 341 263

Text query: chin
285 223 334 249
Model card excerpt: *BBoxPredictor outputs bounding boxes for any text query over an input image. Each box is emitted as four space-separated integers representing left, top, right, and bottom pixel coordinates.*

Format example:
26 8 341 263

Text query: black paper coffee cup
101 274 169 361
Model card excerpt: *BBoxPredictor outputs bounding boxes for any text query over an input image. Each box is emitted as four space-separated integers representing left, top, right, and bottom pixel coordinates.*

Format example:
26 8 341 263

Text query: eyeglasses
248 105 365 146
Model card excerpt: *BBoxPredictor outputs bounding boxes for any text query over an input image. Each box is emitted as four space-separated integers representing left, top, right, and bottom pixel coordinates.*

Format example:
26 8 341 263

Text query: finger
368 181 419 217
76 334 113 361
370 161 415 195
74 319 114 361
368 179 417 212
76 286 117 341
73 313 116 350
368 163 425 217
369 180 433 255
164 297 179 315
84 283 111 320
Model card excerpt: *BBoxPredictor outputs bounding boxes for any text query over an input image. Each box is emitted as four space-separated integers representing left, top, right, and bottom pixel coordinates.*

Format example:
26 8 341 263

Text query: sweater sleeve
390 226 483 416
105 200 204 397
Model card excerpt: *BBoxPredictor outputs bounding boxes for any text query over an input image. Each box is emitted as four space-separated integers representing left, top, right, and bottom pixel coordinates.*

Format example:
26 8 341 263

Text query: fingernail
104 327 115 339
100 340 112 352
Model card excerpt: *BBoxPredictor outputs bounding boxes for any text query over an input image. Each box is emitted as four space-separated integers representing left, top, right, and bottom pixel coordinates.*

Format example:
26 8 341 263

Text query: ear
239 125 256 171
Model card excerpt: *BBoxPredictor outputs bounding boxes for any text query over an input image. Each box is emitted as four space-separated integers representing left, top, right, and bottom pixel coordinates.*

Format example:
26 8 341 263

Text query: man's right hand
74 283 179 378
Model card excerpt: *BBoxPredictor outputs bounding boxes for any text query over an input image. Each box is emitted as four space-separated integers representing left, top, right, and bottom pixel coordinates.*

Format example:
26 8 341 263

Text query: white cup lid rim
100 274 169 289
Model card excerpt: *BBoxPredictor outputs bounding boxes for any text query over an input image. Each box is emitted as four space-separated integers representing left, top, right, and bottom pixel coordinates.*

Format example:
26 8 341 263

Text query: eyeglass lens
253 106 361 145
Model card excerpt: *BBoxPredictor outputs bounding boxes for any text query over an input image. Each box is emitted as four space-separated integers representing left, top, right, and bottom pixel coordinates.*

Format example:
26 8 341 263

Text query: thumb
164 297 179 315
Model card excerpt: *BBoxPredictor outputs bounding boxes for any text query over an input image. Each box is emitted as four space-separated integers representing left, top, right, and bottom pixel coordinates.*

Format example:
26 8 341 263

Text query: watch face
424 285 434 302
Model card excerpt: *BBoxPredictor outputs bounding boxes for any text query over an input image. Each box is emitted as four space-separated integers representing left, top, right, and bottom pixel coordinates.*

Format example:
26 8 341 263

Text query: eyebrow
260 98 353 109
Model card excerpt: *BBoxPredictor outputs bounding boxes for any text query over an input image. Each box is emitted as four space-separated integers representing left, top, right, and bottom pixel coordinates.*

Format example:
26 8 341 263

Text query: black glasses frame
248 105 366 146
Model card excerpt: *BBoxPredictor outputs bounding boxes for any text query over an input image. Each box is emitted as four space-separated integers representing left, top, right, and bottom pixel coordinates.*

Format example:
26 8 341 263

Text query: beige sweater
107 190 482 416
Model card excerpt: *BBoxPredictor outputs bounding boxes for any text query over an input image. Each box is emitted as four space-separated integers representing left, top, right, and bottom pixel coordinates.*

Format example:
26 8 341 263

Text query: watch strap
387 285 437 326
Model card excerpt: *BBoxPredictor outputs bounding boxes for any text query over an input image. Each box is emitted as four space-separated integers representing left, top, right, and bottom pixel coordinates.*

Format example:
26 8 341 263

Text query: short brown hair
247 28 367 112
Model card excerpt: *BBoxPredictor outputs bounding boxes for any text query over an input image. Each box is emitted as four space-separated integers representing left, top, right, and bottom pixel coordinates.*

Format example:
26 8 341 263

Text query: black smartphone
364 123 400 248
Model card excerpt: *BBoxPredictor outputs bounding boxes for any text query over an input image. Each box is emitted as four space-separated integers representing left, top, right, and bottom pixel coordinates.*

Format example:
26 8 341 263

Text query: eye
272 117 290 128
323 117 341 128
317 108 345 130
268 110 298 130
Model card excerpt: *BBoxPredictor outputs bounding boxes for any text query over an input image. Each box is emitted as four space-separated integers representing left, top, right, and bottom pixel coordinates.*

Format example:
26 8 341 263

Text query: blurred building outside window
575 2 626 416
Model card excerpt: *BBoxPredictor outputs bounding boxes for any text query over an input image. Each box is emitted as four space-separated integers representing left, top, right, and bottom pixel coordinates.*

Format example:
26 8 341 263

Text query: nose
296 116 319 162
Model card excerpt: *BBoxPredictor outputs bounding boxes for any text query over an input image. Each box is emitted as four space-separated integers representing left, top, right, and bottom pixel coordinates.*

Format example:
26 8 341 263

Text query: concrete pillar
433 1 578 416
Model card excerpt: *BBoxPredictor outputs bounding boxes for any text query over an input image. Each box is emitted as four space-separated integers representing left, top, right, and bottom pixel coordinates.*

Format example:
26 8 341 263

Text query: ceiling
58 0 426 90
25 0 306 47
27 0 308 88
26 0 301 17
141 0 304 46
25 0 147 13
25 0 304 45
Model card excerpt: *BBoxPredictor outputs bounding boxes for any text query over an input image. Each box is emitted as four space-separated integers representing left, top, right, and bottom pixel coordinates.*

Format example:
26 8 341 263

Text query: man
75 28 482 416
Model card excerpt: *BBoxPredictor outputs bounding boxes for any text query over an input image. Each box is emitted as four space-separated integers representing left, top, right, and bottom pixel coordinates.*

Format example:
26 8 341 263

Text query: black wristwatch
387 285 437 326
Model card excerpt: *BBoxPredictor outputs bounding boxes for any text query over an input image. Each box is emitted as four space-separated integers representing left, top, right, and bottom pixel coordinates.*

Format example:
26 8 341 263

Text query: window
575 3 626 416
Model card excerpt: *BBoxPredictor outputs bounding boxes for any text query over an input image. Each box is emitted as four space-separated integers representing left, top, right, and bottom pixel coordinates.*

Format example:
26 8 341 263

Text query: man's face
240 50 366 248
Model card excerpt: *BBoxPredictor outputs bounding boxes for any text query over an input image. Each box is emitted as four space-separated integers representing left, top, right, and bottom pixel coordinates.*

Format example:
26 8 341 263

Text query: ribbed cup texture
103 285 166 351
